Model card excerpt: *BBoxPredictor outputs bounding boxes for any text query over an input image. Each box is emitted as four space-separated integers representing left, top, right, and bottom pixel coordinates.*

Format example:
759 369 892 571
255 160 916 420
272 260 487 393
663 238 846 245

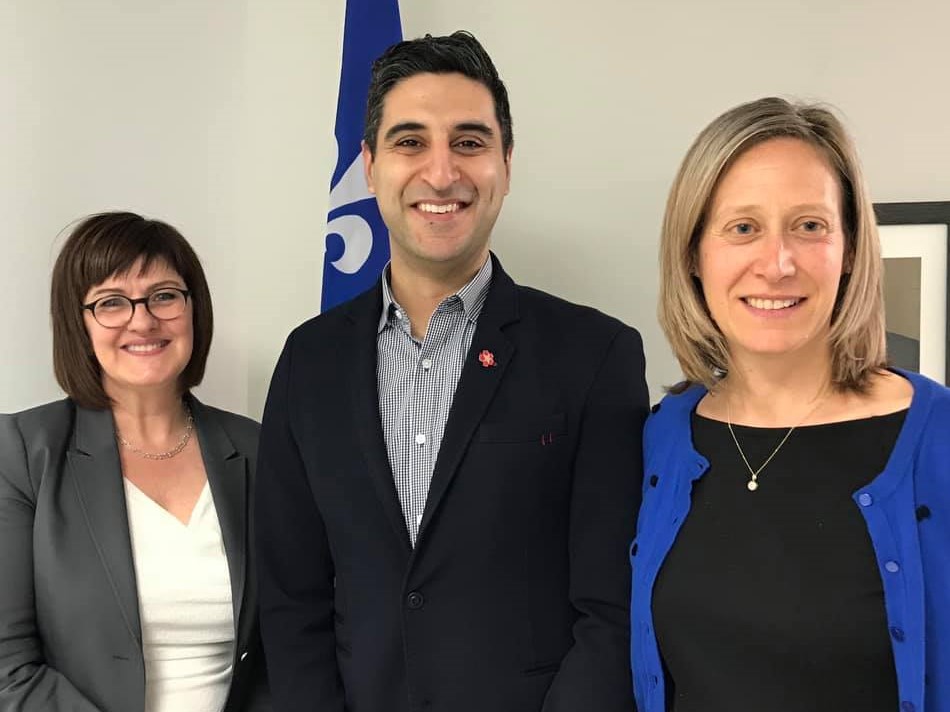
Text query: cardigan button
890 627 905 642
901 702 916 712
884 560 900 574
916 505 931 521
649 474 659 487
858 492 873 507
407 591 425 610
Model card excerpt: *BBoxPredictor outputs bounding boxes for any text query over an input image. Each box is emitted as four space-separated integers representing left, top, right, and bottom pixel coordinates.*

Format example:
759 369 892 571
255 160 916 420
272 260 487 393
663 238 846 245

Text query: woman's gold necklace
726 387 828 492
116 406 194 460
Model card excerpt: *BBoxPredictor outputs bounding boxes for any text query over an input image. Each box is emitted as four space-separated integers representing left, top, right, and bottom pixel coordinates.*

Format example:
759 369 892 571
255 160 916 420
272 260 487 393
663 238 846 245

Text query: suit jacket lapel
346 285 413 554
191 396 248 642
417 256 520 543
67 405 142 645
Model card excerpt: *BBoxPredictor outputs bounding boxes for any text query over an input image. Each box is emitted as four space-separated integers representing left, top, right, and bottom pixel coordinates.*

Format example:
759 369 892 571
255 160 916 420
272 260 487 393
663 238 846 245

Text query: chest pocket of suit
475 413 567 444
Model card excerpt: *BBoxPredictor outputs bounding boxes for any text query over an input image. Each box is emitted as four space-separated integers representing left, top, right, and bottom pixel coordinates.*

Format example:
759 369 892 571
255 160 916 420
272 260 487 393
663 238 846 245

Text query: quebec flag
322 0 403 311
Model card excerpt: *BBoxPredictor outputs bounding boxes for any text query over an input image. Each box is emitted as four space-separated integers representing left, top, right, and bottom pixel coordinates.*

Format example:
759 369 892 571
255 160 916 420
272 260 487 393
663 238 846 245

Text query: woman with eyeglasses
0 212 270 711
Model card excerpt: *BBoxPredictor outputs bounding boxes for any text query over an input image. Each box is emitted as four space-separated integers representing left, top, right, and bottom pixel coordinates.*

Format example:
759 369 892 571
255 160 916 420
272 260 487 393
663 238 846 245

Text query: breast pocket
476 413 567 444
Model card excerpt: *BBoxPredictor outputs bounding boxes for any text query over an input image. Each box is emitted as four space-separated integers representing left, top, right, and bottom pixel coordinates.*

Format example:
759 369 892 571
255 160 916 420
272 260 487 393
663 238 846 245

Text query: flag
322 0 402 311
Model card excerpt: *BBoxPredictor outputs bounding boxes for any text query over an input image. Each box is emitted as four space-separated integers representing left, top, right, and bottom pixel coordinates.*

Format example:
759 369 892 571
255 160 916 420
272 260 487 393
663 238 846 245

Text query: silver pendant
747 479 759 491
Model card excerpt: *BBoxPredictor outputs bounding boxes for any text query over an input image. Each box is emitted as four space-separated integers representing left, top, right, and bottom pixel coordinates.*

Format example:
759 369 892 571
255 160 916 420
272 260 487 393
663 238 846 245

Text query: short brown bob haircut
51 211 214 409
658 97 886 393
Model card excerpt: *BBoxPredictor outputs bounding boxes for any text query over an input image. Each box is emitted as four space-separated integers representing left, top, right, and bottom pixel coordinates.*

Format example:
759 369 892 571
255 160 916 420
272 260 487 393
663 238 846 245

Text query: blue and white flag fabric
322 0 402 312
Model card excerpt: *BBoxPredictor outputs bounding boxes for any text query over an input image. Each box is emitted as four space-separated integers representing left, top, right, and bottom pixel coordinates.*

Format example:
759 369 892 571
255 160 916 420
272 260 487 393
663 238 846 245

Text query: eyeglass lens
93 290 187 327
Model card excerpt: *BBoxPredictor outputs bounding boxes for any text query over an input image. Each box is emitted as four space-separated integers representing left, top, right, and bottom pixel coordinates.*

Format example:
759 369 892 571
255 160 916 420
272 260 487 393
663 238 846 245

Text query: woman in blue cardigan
632 97 949 712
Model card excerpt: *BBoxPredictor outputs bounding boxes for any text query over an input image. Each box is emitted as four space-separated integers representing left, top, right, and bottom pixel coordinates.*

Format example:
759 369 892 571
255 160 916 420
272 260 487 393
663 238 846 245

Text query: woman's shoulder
1 398 75 443
644 383 706 448
649 383 706 423
3 397 74 418
0 399 76 493
189 397 260 445
885 369 950 418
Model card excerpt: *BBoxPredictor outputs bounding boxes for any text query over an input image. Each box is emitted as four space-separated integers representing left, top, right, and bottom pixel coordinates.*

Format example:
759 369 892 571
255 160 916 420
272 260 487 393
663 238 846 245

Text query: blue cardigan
631 370 950 712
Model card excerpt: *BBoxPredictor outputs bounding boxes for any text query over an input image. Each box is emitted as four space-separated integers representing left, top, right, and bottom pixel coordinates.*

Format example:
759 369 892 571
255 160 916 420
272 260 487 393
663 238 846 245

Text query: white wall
3 0 949 416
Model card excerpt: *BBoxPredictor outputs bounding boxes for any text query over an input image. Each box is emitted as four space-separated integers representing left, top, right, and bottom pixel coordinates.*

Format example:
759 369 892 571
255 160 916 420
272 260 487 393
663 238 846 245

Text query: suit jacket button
240 651 248 662
407 591 425 610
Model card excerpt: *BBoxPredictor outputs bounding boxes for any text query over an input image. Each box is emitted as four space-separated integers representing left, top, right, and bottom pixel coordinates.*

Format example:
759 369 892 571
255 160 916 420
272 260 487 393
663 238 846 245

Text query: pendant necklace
726 386 828 492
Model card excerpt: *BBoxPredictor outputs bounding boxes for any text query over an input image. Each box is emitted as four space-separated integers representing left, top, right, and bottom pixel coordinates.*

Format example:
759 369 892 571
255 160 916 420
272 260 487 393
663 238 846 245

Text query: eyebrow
383 122 426 142
713 203 836 218
454 121 495 137
383 120 497 143
787 203 836 215
88 280 184 299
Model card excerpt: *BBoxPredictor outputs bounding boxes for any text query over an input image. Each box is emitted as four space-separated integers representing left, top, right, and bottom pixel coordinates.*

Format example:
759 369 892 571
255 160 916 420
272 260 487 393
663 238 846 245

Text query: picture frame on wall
873 201 950 385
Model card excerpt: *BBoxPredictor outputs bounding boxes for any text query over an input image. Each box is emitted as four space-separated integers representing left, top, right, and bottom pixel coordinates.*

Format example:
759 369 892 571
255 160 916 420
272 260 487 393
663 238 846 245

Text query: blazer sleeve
541 326 649 712
0 414 103 711
255 334 345 712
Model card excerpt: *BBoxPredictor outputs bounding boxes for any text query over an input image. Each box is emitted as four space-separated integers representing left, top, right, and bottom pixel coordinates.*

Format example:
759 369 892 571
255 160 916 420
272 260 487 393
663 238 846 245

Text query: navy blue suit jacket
256 256 649 712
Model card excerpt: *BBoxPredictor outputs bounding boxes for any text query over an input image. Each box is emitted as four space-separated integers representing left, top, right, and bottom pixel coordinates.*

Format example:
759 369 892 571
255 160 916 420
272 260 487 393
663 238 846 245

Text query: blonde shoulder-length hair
659 96 887 393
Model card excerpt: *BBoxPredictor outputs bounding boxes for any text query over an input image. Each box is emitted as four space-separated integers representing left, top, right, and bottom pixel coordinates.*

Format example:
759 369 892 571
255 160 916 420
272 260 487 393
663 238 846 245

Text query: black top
652 409 906 712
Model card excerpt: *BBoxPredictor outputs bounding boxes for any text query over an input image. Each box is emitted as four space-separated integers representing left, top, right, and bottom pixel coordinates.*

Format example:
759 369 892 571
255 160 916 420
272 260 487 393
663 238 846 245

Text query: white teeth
417 202 460 214
746 298 800 310
125 342 166 353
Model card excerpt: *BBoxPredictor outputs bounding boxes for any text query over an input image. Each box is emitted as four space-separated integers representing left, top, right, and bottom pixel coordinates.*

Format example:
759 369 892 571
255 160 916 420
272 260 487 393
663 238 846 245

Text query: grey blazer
0 396 269 712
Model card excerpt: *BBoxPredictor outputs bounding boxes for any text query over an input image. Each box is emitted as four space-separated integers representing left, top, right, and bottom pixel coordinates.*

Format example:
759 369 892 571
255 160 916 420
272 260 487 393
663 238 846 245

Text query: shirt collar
378 256 494 334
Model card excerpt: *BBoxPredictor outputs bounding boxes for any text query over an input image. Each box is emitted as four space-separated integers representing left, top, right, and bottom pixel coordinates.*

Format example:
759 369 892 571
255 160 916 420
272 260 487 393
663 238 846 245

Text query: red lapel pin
478 349 496 368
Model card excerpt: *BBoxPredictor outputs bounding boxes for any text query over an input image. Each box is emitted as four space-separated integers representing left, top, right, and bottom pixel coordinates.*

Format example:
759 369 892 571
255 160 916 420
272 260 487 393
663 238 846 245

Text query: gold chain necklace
726 388 828 492
116 405 194 460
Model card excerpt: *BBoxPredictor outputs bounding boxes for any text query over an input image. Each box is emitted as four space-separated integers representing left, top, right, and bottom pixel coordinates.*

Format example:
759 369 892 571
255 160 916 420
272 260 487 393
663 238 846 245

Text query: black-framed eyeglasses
82 288 191 328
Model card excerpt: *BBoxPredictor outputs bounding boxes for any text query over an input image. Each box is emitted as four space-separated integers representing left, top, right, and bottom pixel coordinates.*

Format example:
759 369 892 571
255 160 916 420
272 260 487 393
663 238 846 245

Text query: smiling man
256 31 649 712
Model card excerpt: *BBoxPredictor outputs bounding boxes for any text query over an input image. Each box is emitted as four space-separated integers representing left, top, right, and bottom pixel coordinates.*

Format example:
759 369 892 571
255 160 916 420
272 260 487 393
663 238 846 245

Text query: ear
361 140 376 194
503 144 513 195
688 254 701 280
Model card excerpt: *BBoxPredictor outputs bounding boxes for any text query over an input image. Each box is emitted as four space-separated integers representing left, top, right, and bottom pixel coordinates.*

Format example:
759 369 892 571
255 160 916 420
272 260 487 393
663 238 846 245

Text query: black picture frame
873 201 950 384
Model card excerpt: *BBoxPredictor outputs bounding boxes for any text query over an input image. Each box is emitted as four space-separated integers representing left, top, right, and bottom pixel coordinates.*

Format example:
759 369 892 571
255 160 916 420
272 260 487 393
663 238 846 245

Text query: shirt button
421 358 432 371
407 591 425 609
890 626 906 642
858 492 873 507
884 560 900 574
415 433 426 445
394 309 404 320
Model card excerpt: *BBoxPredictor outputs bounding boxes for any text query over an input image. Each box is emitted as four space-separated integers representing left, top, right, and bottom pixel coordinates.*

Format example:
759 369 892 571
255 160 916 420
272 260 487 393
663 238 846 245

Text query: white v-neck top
124 479 235 712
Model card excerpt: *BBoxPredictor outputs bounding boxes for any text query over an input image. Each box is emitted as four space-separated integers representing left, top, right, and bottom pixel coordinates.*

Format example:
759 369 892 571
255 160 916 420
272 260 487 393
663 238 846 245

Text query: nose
755 231 796 281
421 143 460 191
127 300 159 331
